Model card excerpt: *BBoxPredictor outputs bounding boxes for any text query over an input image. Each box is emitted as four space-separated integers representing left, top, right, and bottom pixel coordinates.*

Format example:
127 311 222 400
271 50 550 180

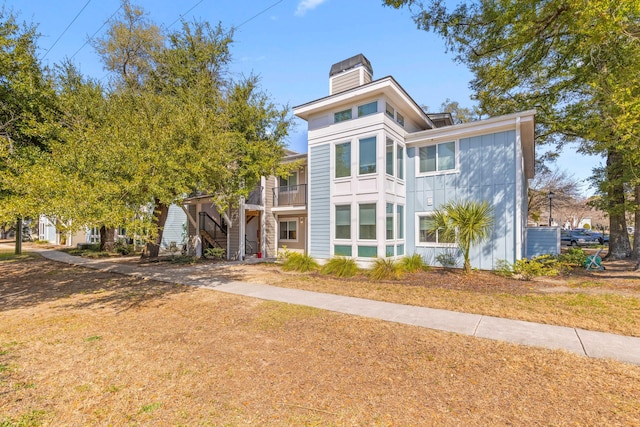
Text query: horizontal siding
331 72 360 94
526 227 560 258
161 204 186 248
310 144 331 258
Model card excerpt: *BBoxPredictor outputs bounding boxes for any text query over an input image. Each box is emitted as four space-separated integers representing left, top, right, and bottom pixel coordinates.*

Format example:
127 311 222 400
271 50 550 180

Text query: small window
359 137 376 175
358 246 377 258
359 203 376 240
418 215 455 244
334 245 352 256
396 145 404 179
396 112 404 127
358 101 377 117
385 103 395 119
396 244 405 256
386 138 394 176
279 220 297 241
335 142 351 178
386 203 394 240
334 108 352 123
419 141 456 173
386 245 395 257
335 205 351 239
397 205 404 239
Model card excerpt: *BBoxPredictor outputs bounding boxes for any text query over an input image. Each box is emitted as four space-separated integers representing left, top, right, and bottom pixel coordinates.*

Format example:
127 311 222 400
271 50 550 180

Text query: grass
400 253 430 273
281 252 319 273
321 257 359 277
368 258 404 280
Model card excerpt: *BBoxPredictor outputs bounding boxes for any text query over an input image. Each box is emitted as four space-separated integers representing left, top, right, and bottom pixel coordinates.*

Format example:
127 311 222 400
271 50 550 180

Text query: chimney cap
329 54 373 77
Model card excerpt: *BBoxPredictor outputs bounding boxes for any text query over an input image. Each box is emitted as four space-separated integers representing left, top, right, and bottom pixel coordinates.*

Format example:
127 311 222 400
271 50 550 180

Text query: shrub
494 259 514 277
282 252 319 273
401 253 430 273
435 251 459 268
558 248 587 269
369 258 404 280
513 254 560 279
204 247 226 260
114 238 132 255
321 257 358 277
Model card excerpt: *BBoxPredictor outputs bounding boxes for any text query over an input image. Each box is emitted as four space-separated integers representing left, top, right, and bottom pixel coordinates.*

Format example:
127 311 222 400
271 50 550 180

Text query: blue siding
526 227 560 258
161 204 187 248
408 130 519 269
309 144 331 258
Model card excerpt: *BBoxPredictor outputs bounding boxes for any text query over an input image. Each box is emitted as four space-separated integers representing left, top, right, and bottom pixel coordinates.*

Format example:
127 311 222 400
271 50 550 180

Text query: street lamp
548 191 555 226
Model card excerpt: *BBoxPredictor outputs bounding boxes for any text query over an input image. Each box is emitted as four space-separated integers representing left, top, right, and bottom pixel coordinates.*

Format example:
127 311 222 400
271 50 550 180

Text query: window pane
279 221 288 240
419 146 436 173
335 142 351 178
397 205 404 239
334 109 352 123
386 138 394 175
359 137 376 175
396 112 404 127
386 203 394 240
397 244 405 256
358 101 377 117
359 203 376 240
334 245 352 256
385 103 395 119
419 216 437 243
438 141 455 170
358 246 377 258
386 245 394 257
396 146 404 179
335 205 351 239
288 221 297 240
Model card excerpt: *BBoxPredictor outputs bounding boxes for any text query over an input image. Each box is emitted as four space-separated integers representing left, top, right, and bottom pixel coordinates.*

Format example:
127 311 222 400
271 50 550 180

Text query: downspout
514 116 523 260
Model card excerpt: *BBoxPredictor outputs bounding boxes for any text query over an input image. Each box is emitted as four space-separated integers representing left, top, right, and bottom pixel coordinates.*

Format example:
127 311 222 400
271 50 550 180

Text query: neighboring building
292 54 535 269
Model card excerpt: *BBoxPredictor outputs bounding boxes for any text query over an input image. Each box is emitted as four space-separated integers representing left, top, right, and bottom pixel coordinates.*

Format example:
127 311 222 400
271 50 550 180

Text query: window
386 203 394 240
419 141 456 173
418 215 455 244
397 244 405 256
385 102 395 119
335 245 352 256
279 172 297 189
335 142 351 178
358 101 377 117
359 203 376 240
335 205 351 239
396 112 404 127
396 145 404 179
279 220 297 241
386 245 394 257
397 205 404 239
334 108 352 123
358 246 377 257
386 138 394 176
359 137 376 175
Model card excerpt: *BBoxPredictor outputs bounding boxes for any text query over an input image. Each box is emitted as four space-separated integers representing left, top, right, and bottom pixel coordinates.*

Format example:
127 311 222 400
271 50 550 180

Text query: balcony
246 185 263 206
273 184 307 207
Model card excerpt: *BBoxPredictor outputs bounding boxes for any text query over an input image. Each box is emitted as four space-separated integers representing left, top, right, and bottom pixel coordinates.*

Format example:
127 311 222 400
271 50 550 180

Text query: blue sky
6 0 601 194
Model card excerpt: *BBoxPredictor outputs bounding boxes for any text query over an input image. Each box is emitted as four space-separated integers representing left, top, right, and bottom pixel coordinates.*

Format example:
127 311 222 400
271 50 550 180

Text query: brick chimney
329 54 373 95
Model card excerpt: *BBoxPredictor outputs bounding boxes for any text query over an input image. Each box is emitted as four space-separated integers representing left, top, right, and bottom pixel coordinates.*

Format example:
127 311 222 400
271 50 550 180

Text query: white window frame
334 204 351 241
357 101 378 117
334 108 352 123
415 212 457 247
335 141 351 179
358 135 377 176
279 219 298 242
416 140 460 176
358 203 377 241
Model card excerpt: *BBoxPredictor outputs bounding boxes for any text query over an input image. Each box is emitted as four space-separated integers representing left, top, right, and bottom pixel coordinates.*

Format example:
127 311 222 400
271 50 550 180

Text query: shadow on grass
0 253 223 312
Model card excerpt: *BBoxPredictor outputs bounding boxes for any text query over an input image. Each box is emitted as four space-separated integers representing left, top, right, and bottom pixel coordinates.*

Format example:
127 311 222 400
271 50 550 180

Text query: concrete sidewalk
9 246 640 366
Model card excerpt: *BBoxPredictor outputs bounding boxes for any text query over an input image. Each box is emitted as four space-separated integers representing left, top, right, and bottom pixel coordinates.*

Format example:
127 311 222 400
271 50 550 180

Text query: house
292 54 535 269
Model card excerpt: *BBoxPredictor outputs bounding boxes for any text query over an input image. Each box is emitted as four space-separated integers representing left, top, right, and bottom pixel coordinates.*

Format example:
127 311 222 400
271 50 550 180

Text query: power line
236 0 284 29
70 5 124 61
167 0 206 29
41 0 92 60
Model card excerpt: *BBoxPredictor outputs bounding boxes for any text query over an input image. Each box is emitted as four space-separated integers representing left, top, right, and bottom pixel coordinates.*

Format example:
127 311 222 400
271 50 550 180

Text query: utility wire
41 0 92 60
236 0 284 29
70 4 124 61
167 0 206 29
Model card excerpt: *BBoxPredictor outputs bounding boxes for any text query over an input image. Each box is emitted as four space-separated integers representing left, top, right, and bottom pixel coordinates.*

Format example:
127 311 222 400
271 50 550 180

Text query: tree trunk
605 149 631 260
633 183 640 261
15 217 22 255
142 199 169 259
99 226 116 252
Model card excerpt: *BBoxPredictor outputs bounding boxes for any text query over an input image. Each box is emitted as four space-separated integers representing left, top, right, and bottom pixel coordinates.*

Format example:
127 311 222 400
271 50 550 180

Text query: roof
329 54 373 77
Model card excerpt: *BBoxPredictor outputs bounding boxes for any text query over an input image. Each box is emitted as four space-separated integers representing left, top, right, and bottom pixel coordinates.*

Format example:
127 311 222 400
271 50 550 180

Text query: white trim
414 212 457 248
357 134 378 176
515 116 523 260
415 140 460 177
357 202 377 241
278 218 299 243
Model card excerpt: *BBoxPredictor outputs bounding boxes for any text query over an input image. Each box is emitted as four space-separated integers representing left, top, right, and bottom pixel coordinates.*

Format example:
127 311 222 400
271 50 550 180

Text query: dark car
575 228 609 245
561 230 600 246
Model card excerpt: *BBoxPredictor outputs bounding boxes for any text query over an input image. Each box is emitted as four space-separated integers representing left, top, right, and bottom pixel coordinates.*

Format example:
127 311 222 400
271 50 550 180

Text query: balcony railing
246 185 263 205
273 184 307 207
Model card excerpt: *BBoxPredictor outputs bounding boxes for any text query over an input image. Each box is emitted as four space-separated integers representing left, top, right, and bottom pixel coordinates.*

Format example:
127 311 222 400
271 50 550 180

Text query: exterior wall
309 144 331 259
526 227 561 258
264 176 277 257
161 204 187 249
407 130 519 269
276 214 307 252
227 206 241 260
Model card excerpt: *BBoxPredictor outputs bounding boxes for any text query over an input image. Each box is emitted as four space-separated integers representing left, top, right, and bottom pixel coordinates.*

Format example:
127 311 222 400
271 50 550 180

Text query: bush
204 247 226 260
558 248 587 269
435 251 459 268
494 259 514 277
114 238 132 255
369 258 404 280
401 253 430 273
282 252 319 273
321 257 359 277
513 254 560 279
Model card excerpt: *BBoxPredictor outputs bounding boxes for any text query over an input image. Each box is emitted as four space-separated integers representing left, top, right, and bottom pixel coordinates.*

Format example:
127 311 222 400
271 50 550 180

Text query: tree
527 168 582 225
384 0 640 260
439 98 479 124
429 200 493 273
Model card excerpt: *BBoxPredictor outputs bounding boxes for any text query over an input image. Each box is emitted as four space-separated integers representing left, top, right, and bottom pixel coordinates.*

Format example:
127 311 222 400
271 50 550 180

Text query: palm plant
429 200 494 273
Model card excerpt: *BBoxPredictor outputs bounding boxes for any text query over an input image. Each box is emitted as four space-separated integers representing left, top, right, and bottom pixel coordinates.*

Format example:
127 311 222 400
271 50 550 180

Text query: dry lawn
1 251 640 425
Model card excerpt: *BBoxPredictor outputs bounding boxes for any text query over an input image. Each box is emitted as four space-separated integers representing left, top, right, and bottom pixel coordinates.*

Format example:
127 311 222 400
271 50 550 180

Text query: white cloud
295 0 328 16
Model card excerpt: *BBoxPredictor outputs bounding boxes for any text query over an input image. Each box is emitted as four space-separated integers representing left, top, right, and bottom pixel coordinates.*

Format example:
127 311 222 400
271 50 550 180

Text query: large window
419 141 456 173
418 214 455 244
279 220 297 241
335 142 351 178
386 138 394 176
396 145 404 179
359 203 376 240
279 172 297 188
335 205 351 239
358 101 377 117
386 203 394 240
334 108 352 123
397 205 404 239
359 137 376 175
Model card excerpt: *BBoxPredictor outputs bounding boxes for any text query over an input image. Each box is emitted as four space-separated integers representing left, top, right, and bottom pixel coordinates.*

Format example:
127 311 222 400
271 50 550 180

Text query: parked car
561 230 600 246
575 228 609 245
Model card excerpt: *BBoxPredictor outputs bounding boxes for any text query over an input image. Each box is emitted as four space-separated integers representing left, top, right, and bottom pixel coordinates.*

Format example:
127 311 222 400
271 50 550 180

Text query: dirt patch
1 254 640 425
